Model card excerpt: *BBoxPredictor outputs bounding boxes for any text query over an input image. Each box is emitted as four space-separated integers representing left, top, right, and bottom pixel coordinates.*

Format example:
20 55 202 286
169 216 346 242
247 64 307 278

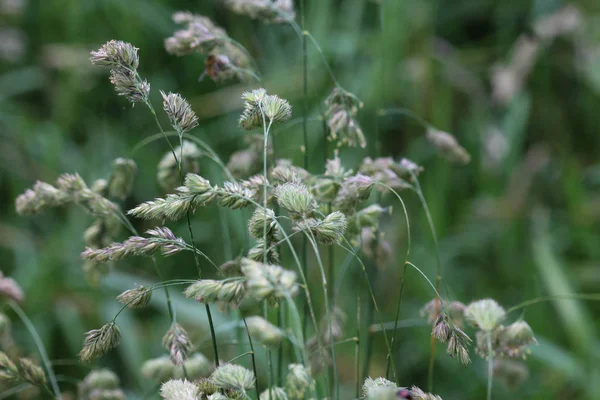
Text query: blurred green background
2 0 600 399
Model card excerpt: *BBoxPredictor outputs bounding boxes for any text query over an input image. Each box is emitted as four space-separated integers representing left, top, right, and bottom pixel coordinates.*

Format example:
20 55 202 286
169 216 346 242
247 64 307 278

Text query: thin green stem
410 172 442 392
241 315 261 400
355 289 361 400
142 99 178 164
375 183 412 381
336 238 398 381
486 332 493 400
278 305 284 385
506 293 600 314
303 223 335 400
300 1 311 348
9 302 62 400
258 103 274 400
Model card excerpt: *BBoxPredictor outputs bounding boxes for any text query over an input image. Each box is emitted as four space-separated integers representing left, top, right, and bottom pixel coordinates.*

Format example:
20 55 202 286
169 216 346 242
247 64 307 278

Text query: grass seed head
160 379 199 400
210 364 255 391
79 322 121 362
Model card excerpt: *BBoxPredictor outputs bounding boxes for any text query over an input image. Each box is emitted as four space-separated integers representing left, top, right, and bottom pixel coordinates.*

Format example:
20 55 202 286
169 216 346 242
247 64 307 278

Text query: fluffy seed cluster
142 353 212 382
165 12 226 55
165 12 253 82
160 379 199 400
274 182 316 216
15 173 118 217
334 174 374 213
324 87 366 148
161 91 199 134
285 364 314 400
464 299 537 361
224 0 296 23
239 88 292 130
248 207 282 241
245 316 284 347
81 227 186 263
425 128 471 165
210 364 255 391
293 211 348 245
162 323 193 366
259 386 288 400
247 238 281 265
361 377 443 400
464 298 506 332
359 156 422 191
241 258 298 303
79 369 126 400
0 272 24 303
79 322 121 362
272 165 310 187
91 40 149 103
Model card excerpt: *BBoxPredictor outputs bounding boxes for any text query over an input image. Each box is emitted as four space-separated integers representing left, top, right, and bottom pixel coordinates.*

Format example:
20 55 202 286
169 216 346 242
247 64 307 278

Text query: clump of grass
10 3 586 400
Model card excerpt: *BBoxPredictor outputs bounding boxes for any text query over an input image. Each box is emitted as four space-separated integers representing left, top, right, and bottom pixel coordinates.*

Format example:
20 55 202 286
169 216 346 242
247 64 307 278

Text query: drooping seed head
426 128 471 165
165 13 226 56
162 324 192 366
324 88 366 148
79 322 121 362
499 320 537 357
117 285 152 309
0 273 24 303
334 174 374 213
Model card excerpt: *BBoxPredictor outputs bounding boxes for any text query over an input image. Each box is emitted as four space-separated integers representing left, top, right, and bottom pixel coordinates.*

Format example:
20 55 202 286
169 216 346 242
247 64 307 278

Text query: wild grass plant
2 1 600 399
